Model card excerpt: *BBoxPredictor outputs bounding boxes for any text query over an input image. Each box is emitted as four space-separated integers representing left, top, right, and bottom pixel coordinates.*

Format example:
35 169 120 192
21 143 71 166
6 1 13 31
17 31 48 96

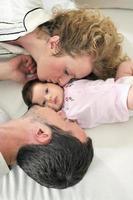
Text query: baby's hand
9 55 37 83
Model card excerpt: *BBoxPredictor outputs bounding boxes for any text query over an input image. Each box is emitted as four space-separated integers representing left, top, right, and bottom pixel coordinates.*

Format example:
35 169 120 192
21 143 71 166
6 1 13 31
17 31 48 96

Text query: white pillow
75 0 133 9
0 80 27 119
0 108 10 124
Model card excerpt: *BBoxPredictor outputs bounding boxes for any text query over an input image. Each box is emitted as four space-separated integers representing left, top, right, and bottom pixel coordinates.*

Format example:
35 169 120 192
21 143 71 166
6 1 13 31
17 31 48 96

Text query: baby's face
32 83 64 111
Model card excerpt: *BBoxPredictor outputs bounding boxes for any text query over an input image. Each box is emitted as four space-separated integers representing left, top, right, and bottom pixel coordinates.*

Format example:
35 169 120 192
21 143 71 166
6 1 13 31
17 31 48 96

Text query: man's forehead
28 105 45 116
28 105 54 120
24 105 44 117
31 105 49 114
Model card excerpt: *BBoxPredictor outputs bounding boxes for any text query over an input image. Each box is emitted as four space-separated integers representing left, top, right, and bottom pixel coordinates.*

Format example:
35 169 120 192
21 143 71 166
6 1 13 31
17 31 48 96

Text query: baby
22 77 133 128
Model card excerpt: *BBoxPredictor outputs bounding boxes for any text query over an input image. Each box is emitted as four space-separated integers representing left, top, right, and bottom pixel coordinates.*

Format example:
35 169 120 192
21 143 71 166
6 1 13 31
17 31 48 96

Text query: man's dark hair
17 125 93 189
22 79 47 108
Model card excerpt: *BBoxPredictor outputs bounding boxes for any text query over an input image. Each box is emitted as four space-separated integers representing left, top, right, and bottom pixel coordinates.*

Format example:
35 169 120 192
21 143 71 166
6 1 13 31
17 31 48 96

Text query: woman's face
37 54 94 87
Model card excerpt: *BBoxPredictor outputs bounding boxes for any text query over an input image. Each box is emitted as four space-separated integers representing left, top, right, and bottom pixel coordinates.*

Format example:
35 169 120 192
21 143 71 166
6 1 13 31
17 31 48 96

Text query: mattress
0 2 133 200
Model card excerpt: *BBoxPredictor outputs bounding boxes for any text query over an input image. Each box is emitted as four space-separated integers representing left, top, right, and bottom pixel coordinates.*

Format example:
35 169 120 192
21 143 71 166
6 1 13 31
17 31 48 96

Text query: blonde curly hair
39 8 128 79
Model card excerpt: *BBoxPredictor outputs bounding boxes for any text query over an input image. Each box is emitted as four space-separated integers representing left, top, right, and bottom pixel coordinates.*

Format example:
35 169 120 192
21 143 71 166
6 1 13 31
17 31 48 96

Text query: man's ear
48 35 60 54
35 125 52 145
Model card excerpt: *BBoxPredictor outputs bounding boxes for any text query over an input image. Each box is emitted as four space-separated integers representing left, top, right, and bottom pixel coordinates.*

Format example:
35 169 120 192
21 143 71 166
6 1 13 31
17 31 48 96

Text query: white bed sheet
0 6 133 200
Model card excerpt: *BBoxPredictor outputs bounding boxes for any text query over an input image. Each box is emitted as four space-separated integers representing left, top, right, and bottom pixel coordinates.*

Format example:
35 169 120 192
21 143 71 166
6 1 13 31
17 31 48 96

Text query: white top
0 108 10 176
0 0 51 59
0 0 51 41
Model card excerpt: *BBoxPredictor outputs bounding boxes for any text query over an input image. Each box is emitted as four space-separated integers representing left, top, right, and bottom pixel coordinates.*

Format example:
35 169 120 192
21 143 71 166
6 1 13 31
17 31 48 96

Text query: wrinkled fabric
63 78 131 128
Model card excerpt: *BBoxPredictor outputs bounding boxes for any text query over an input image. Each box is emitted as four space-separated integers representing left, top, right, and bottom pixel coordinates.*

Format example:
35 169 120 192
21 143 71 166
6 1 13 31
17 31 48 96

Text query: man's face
32 106 88 143
32 82 64 111
37 54 94 87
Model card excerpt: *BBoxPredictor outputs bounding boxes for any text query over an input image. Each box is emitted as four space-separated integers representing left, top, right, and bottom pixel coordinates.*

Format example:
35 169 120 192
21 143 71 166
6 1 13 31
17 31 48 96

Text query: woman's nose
58 76 71 86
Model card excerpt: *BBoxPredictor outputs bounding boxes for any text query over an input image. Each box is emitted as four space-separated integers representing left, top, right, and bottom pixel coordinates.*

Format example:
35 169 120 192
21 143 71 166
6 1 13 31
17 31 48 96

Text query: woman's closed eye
64 69 69 76
64 69 75 79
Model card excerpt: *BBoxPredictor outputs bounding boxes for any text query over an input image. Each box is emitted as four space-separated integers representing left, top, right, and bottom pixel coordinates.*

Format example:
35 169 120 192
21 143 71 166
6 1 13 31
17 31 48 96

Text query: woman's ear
48 35 60 54
35 125 52 145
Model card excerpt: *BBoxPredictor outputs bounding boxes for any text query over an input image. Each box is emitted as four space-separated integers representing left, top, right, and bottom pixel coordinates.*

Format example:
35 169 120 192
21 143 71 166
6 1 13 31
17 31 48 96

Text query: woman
0 7 132 85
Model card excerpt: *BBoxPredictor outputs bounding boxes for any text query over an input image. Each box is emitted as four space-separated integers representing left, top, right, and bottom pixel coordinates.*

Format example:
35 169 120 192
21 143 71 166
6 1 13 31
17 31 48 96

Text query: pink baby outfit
62 78 131 128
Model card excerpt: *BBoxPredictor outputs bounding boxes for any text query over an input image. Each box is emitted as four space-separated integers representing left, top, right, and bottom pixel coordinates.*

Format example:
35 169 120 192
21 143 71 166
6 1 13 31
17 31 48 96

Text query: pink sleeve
63 80 130 128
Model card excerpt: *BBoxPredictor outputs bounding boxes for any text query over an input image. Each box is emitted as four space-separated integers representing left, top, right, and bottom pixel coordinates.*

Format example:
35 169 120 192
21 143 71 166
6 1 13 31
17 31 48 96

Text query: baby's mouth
49 97 58 105
54 96 58 104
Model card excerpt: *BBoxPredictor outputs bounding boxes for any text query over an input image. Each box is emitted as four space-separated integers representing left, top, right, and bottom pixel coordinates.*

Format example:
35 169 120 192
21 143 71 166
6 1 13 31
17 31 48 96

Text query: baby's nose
47 95 53 103
45 94 50 101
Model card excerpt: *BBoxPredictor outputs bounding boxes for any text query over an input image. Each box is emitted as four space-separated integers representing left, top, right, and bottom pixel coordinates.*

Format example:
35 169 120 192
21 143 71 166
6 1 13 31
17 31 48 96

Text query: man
0 105 93 189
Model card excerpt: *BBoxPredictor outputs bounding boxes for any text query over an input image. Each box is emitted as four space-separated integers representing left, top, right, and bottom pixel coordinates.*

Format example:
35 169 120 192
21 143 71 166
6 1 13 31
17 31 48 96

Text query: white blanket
0 3 133 200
